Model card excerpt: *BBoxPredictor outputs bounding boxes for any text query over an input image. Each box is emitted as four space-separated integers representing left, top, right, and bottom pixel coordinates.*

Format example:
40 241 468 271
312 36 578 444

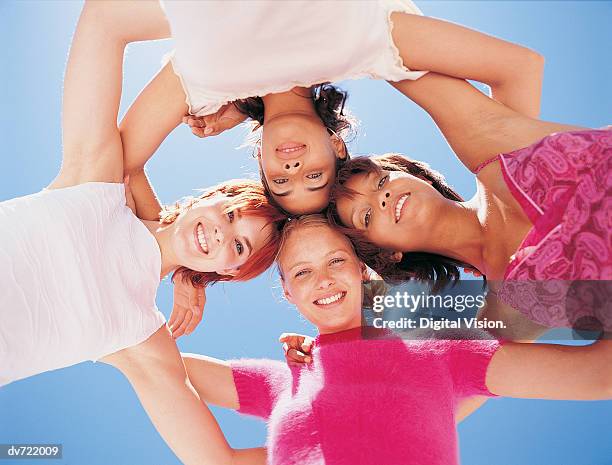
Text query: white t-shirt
161 0 427 116
0 183 166 386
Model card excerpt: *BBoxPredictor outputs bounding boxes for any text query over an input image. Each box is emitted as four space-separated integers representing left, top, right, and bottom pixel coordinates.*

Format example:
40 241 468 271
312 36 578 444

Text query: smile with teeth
195 223 209 254
314 291 347 306
276 142 306 153
394 194 410 223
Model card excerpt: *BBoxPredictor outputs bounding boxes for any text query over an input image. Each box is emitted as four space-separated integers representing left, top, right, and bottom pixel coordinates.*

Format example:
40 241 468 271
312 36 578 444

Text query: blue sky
1 1 611 464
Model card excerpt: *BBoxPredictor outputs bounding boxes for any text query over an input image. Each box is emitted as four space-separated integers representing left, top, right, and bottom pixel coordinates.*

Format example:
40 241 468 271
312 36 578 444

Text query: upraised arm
390 73 583 172
390 13 544 118
487 339 612 400
50 0 170 189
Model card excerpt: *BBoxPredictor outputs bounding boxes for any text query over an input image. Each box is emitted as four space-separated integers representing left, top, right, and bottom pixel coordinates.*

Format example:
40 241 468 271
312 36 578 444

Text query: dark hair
234 83 355 140
327 153 476 292
234 84 356 215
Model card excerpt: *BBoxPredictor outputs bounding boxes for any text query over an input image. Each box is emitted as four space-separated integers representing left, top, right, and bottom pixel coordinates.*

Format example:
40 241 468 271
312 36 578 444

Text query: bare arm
390 73 583 171
119 62 188 220
390 13 544 118
181 354 241 409
102 326 265 465
50 0 170 189
487 339 612 400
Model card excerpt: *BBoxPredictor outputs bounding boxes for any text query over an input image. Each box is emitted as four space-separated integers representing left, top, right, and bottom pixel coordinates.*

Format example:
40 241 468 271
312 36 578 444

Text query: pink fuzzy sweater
230 328 501 465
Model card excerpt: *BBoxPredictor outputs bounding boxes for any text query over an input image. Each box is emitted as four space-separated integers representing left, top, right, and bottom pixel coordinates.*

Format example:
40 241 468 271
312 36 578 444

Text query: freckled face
335 170 448 252
260 114 343 214
170 194 272 276
279 225 364 334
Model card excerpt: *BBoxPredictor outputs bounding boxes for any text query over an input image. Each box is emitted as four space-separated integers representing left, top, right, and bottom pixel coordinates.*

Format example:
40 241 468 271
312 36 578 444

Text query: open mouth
394 193 411 223
313 291 347 307
194 222 209 254
275 142 306 157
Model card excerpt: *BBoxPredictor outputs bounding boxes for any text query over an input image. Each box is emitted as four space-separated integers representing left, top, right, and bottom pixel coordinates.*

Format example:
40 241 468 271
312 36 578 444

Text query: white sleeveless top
0 183 166 386
161 0 427 116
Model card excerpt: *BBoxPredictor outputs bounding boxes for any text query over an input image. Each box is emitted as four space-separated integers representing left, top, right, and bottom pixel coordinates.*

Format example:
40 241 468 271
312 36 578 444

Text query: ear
385 251 403 263
280 277 295 304
330 132 348 160
360 262 370 282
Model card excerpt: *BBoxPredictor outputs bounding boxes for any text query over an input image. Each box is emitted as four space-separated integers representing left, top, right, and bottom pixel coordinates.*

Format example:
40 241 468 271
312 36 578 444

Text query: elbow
526 48 545 77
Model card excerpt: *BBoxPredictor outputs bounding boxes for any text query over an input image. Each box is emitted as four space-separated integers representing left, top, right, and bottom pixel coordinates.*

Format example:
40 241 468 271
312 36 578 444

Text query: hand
169 275 206 339
182 103 246 138
123 175 137 214
279 333 315 366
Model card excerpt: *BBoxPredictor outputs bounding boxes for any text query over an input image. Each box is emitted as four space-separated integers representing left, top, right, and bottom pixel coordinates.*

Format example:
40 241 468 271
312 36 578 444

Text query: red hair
160 179 287 287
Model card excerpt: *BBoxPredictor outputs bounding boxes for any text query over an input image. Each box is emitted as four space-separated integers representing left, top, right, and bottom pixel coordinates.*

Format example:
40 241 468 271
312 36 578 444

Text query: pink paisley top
473 129 611 330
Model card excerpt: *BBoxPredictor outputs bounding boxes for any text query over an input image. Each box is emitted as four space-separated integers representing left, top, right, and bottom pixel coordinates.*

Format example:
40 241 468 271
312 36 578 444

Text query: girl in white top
128 0 544 216
1 3 282 463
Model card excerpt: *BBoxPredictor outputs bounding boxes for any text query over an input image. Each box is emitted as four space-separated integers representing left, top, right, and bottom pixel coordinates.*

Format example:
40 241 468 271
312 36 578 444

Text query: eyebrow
273 179 329 197
244 236 253 257
307 181 329 192
287 248 347 272
273 190 292 197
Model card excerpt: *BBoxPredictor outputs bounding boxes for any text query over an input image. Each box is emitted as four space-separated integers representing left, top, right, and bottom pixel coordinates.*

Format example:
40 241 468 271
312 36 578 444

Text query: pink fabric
493 129 612 329
231 328 501 465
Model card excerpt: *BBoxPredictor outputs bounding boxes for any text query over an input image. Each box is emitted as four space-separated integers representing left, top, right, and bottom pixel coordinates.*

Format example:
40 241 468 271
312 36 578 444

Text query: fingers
283 344 312 366
279 333 314 354
171 310 193 339
184 287 205 336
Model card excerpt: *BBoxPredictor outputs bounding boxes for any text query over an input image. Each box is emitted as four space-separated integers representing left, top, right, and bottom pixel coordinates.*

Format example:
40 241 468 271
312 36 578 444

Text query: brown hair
234 84 357 213
161 179 287 287
327 153 474 292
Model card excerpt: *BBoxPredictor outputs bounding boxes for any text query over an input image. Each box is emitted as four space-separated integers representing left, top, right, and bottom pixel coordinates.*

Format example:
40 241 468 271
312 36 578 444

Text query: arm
390 13 544 118
119 62 188 219
181 354 240 409
390 73 583 171
487 339 612 400
102 326 264 465
50 0 170 189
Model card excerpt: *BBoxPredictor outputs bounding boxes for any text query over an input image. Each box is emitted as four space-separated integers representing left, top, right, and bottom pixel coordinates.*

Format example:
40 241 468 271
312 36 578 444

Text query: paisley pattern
496 129 612 330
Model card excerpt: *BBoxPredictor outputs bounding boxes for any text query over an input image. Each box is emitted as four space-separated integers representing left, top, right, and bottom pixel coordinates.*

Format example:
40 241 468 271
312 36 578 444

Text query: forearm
129 169 163 221
102 326 237 465
125 365 235 465
487 339 612 400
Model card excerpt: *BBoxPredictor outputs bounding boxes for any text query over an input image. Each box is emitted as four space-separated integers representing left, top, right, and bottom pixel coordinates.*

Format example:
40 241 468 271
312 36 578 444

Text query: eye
364 208 372 228
235 239 244 255
306 172 322 180
295 269 310 278
377 175 388 190
330 257 345 266
227 211 235 222
273 178 288 185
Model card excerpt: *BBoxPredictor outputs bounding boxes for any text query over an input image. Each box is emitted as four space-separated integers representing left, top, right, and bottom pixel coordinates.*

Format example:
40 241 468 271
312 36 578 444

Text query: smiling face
169 193 273 276
259 113 346 214
278 222 364 334
335 169 451 253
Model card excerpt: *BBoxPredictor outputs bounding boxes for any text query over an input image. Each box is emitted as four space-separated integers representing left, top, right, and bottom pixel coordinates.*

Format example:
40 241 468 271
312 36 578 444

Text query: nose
213 224 225 244
283 160 302 174
378 189 392 210
317 268 335 290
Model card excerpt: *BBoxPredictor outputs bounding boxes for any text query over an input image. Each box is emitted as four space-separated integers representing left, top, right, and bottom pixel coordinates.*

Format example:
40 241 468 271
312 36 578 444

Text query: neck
262 86 317 122
142 219 179 279
416 196 489 274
